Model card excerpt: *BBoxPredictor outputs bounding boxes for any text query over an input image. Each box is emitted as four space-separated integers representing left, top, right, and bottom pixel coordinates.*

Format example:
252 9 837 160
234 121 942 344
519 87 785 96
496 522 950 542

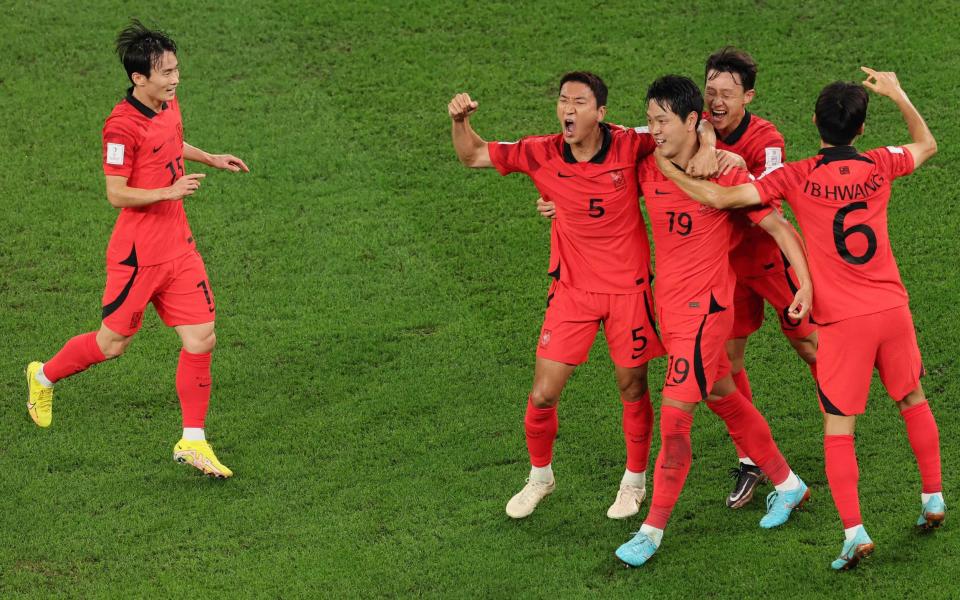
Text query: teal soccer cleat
615 531 659 567
916 495 946 529
759 479 809 529
831 526 874 571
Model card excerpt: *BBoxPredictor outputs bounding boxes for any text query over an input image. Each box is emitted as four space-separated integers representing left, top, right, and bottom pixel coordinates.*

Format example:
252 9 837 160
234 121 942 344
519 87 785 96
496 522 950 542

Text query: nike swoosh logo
152 142 166 153
558 172 574 178
654 189 669 195
199 383 210 388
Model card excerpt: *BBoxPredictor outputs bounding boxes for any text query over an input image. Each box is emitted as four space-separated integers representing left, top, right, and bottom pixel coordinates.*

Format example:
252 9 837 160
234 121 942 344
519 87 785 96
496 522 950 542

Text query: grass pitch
1 1 957 597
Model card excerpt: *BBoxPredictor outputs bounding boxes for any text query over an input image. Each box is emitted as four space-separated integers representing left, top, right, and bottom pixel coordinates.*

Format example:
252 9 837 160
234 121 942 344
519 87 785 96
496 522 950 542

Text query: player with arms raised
448 73 719 519
24 20 248 478
614 76 811 568
653 68 943 570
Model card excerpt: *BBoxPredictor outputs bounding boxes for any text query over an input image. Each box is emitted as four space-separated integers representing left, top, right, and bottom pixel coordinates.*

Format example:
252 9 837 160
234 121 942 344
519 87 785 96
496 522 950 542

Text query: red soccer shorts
816 304 923 416
537 280 665 368
730 265 817 340
101 249 216 336
659 307 734 402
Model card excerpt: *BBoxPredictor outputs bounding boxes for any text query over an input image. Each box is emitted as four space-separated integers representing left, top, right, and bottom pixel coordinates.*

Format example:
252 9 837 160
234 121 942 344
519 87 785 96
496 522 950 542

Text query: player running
614 76 811 568
24 20 248 478
448 72 719 520
652 68 943 570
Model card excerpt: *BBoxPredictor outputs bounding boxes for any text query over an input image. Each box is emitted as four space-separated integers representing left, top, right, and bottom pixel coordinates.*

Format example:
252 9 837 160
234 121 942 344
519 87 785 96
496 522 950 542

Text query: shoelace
728 467 743 479
36 386 53 409
519 478 550 502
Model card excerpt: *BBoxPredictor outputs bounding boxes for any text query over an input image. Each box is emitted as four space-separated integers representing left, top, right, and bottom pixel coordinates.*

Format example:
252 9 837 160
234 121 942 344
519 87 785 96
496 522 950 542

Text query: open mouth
563 118 575 136
654 137 666 146
710 109 727 120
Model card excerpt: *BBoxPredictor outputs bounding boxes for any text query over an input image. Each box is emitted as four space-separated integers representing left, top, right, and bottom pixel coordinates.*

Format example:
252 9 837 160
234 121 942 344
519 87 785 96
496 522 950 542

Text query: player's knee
618 374 649 401
529 386 560 408
184 331 216 354
101 336 132 359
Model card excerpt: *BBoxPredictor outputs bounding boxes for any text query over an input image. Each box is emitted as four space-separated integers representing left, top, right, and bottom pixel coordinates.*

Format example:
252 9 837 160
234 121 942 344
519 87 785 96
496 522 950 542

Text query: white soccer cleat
607 483 646 519
506 478 555 519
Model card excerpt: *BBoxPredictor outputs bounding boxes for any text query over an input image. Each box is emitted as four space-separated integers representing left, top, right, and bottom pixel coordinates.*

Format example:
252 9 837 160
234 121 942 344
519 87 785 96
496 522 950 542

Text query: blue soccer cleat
916 495 946 530
615 531 659 567
831 526 874 571
759 479 810 529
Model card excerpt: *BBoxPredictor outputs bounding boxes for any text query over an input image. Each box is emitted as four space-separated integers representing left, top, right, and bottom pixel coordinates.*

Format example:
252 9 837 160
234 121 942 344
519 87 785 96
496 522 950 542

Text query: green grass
1 0 958 597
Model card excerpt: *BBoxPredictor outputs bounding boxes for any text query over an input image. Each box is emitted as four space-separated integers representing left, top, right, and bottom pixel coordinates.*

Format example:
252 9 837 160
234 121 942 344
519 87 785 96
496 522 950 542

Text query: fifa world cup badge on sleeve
107 143 125 165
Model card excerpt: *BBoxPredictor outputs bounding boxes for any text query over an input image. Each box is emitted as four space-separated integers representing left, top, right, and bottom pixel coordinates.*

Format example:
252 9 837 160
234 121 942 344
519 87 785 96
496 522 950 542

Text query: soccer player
24 20 248 478
652 68 943 570
537 49 820 508
448 72 719 520
704 47 820 508
614 76 811 568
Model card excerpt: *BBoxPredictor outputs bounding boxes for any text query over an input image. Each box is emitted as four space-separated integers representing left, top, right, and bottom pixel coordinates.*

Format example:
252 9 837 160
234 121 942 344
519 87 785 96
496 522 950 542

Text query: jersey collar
719 110 751 146
563 122 612 164
815 145 874 167
125 86 168 119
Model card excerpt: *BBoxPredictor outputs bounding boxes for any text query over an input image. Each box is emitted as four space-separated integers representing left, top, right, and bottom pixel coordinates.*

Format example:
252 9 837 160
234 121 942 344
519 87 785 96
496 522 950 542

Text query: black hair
559 71 608 108
115 19 177 82
815 81 869 145
705 46 758 91
646 75 703 126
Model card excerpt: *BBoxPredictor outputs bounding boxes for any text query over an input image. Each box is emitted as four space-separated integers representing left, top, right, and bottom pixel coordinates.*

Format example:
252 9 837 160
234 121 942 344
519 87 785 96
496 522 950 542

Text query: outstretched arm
184 142 249 172
757 212 812 320
861 67 937 168
449 92 492 168
654 149 763 209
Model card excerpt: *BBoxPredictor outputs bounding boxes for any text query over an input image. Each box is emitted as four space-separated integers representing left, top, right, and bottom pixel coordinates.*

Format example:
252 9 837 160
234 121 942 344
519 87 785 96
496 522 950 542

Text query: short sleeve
102 118 138 178
627 127 657 161
487 138 542 176
866 146 915 181
751 163 793 208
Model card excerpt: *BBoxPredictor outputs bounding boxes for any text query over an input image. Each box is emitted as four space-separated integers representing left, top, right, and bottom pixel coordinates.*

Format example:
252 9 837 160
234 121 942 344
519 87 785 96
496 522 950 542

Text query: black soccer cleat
726 463 767 508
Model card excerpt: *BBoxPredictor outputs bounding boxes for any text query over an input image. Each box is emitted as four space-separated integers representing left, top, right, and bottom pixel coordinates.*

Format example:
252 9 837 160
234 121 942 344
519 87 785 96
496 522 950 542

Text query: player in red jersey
615 76 812 568
24 20 248 478
448 72 719 520
652 68 943 570
704 47 821 508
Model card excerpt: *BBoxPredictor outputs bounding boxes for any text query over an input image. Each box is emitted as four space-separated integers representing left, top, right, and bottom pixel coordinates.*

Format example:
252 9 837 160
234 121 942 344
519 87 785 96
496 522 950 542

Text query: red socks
824 434 862 528
731 368 753 403
176 349 212 428
644 406 694 529
524 396 558 468
707 390 790 485
622 392 653 473
43 332 107 383
729 370 752 460
901 401 942 493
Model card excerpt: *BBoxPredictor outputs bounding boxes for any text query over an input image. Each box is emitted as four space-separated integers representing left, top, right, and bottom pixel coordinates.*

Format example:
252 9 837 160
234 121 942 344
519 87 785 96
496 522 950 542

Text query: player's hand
170 173 206 198
209 154 250 173
861 67 904 100
448 93 478 122
686 144 719 179
536 197 556 219
787 286 812 321
716 149 746 176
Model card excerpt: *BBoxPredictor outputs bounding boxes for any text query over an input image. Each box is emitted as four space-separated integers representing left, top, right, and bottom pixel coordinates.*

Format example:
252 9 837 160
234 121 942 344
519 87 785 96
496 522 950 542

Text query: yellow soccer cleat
25 361 54 428
173 439 234 478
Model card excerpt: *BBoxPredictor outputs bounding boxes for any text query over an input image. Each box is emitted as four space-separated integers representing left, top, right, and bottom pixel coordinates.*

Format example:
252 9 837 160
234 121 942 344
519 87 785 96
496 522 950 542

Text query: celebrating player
704 47 821 507
652 68 943 570
614 76 811 568
448 72 719 520
536 49 820 508
24 20 248 478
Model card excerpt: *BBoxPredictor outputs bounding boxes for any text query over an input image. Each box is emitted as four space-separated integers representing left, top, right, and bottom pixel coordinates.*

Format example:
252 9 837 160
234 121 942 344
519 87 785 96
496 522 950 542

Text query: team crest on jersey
610 169 626 189
540 329 552 348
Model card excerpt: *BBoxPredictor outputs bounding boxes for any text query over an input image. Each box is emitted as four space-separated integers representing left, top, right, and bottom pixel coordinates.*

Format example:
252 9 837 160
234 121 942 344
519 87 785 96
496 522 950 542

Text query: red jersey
752 145 915 324
102 90 192 266
639 154 768 314
714 111 787 278
488 123 657 294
